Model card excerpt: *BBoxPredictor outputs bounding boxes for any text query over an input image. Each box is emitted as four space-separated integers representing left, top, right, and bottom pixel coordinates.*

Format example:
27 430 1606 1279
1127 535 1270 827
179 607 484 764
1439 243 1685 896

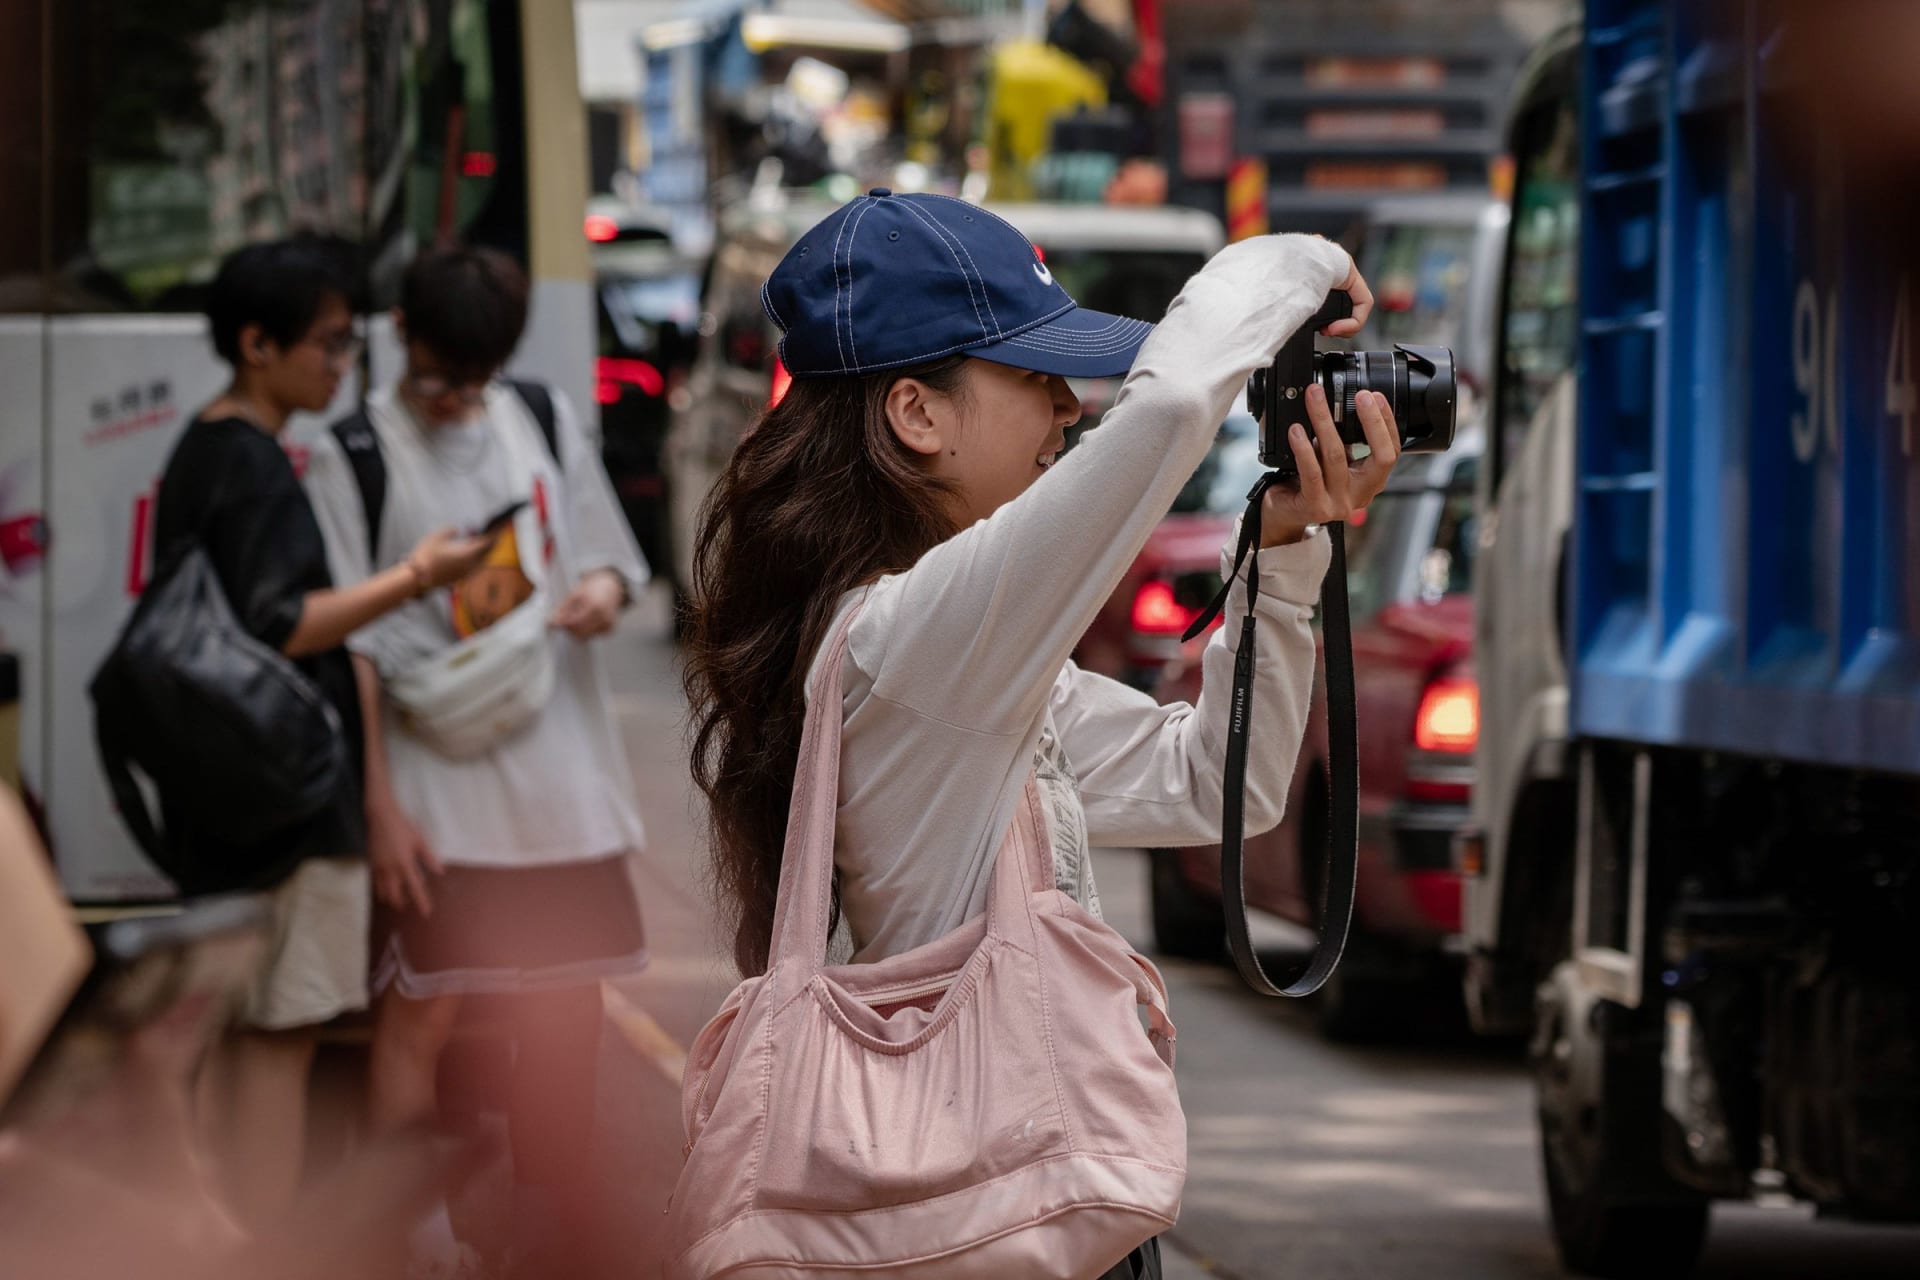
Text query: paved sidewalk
1161 1238 1216 1279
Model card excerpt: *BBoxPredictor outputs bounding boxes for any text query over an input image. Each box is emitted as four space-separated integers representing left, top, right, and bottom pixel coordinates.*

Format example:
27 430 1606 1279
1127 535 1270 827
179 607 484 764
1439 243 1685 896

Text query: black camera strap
1181 476 1356 997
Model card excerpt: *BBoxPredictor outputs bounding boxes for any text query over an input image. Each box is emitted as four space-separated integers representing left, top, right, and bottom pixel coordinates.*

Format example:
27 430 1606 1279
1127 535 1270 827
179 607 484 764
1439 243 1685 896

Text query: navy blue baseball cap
762 189 1154 380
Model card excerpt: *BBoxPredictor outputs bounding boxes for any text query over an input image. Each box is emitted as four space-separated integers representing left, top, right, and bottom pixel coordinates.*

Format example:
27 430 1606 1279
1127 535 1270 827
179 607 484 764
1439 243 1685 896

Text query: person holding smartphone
152 239 496 1231
303 244 649 1273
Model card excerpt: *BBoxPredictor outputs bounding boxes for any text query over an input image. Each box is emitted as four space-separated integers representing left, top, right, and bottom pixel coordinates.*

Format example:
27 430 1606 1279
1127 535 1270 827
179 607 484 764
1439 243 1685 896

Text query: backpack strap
329 383 556 555
330 408 388 555
504 378 559 462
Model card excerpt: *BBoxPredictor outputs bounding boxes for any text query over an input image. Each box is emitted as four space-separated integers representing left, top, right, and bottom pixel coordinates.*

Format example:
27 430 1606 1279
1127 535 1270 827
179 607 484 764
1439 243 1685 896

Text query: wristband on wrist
405 555 433 597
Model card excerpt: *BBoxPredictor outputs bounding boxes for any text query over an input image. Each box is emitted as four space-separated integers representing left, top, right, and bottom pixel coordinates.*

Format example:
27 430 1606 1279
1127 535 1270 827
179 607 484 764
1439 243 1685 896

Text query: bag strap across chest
330 378 558 552
769 606 1056 978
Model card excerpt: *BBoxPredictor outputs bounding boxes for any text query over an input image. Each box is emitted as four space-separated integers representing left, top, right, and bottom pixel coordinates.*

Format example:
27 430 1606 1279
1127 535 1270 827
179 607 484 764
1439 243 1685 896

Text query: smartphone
475 498 528 536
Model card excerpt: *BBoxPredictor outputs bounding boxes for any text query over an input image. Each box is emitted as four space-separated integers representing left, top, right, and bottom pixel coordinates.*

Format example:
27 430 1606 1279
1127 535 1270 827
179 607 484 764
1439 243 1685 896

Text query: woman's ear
884 377 949 457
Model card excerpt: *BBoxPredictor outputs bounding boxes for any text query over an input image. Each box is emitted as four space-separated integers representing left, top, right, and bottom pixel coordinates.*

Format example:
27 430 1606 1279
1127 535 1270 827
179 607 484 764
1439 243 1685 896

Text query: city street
594 593 1920 1280
11 4 1920 1277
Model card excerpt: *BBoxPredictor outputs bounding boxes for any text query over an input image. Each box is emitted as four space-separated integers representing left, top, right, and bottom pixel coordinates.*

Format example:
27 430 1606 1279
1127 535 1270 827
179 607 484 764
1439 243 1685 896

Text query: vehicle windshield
1365 222 1477 350
599 273 701 361
1343 455 1479 620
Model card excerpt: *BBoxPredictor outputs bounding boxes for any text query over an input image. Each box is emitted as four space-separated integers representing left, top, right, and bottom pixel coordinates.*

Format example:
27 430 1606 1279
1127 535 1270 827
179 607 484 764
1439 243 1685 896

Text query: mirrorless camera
1247 290 1458 475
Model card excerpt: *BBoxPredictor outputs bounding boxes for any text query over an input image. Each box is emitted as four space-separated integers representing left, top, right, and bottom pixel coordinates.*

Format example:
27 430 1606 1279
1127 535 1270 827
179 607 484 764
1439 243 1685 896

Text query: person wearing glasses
303 244 649 1274
153 238 497 1231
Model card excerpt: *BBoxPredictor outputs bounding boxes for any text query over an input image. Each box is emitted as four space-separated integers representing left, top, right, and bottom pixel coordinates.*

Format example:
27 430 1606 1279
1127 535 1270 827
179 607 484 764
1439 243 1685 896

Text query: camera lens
1314 345 1457 455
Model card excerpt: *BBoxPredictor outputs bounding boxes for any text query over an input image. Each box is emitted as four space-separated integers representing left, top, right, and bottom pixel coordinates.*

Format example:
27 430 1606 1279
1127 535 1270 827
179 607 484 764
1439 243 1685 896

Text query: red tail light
1131 579 1200 635
595 356 665 404
584 213 619 242
1414 676 1479 753
769 357 794 408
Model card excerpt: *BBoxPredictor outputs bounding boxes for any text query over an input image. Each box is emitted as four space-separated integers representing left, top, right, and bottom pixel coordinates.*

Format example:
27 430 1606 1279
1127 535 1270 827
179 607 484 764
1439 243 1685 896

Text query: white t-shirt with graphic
304 386 650 870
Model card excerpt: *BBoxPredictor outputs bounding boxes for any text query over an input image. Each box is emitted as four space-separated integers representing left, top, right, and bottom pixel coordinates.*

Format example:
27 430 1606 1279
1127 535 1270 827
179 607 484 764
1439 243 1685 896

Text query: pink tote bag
666 612 1187 1278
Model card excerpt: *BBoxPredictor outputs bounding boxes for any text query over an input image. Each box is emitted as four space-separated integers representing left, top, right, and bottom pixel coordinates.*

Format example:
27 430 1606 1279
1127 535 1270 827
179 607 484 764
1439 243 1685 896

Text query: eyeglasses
304 329 364 367
402 371 496 406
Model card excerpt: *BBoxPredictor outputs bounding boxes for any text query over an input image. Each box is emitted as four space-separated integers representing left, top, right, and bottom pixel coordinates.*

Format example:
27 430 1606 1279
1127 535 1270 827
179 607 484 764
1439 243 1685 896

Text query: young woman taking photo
681 194 1402 1278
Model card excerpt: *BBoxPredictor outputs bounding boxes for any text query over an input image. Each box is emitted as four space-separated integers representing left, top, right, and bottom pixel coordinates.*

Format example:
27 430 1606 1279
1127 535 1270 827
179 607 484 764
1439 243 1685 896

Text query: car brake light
769 357 794 408
584 213 619 242
595 356 665 404
1131 579 1199 635
1414 676 1478 753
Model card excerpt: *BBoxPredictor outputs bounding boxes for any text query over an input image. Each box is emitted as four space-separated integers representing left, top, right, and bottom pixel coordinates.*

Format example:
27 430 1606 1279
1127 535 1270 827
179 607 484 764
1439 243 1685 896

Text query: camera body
1247 290 1459 474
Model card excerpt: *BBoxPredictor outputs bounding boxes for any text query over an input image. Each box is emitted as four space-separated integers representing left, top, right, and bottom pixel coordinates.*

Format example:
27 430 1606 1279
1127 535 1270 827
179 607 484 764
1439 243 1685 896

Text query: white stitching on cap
994 314 1151 347
830 202 860 370
1003 335 1145 355
901 197 1003 335
760 279 785 331
1010 313 1143 341
927 196 1040 262
999 317 1153 354
834 334 995 372
842 199 879 369
895 199 992 339
1005 332 1150 354
979 297 1077 342
1009 315 1152 342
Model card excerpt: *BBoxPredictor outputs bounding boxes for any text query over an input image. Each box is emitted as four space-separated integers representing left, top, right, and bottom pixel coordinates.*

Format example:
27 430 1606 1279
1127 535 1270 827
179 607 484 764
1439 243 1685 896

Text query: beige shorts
243 856 370 1032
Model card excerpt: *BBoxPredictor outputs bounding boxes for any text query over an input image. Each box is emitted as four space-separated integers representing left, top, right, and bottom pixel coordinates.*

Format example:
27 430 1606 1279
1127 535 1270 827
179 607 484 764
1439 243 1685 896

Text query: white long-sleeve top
805 233 1352 962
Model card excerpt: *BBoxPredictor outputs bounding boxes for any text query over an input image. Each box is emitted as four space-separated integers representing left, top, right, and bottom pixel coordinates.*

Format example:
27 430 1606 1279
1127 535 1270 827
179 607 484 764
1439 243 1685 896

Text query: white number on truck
1887 276 1916 457
1792 278 1840 463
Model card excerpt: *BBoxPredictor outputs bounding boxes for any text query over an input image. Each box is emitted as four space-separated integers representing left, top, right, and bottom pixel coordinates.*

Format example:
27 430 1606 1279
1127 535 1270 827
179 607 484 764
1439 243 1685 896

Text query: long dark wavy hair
683 357 969 976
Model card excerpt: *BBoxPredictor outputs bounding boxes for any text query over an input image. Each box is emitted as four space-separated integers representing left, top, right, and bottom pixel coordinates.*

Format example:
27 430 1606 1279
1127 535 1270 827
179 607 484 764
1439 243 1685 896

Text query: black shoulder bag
90 543 347 893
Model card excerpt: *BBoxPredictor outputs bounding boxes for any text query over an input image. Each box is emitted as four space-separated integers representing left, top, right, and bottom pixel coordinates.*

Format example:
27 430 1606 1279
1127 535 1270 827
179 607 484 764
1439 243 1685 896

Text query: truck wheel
1534 962 1709 1278
1148 849 1223 960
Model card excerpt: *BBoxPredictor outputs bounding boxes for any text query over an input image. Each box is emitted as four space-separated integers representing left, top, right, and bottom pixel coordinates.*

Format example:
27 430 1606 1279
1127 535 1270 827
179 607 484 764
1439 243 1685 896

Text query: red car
1074 414 1265 688
1145 439 1482 1039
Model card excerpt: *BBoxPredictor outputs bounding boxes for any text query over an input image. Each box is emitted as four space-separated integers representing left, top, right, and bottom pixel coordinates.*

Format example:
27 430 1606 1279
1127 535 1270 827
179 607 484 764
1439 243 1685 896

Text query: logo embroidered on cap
1032 260 1054 286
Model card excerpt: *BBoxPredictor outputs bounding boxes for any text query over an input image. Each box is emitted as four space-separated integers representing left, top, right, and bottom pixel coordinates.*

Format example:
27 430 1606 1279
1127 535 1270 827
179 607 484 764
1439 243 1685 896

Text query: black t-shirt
151 415 365 883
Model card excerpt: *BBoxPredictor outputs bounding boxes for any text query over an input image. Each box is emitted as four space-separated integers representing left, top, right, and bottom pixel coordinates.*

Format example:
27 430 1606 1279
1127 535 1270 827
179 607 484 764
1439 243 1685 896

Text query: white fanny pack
378 389 561 759
386 584 556 759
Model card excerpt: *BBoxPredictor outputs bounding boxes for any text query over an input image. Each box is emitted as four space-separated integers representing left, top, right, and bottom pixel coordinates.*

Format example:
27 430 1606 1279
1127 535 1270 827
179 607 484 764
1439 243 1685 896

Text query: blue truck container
1472 6 1920 1275
1574 0 1920 772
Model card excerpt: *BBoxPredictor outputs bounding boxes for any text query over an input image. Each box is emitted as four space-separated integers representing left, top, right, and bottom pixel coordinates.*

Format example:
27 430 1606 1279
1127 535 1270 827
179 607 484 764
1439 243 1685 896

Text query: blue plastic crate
1571 0 1920 773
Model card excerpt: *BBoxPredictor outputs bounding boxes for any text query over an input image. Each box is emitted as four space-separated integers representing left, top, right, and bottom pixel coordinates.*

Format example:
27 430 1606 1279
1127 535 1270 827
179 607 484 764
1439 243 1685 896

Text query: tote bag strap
767 600 1059 980
982 776 1053 950
766 601 864 980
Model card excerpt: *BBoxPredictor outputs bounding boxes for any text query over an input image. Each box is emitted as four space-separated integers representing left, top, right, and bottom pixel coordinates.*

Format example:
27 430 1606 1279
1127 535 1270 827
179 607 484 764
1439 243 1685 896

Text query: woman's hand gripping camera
1260 257 1401 546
